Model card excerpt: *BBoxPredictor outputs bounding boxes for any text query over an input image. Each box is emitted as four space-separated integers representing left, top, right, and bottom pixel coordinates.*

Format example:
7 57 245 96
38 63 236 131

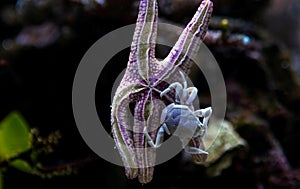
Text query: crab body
161 103 203 139
144 71 212 155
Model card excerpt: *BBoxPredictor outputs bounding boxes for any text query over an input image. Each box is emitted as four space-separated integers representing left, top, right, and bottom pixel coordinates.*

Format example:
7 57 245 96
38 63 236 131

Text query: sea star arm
131 0 158 81
111 84 145 179
155 0 213 83
111 0 159 183
132 89 154 183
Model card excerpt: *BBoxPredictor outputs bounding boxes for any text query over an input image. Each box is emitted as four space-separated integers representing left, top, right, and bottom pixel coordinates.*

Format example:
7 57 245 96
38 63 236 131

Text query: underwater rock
199 120 246 177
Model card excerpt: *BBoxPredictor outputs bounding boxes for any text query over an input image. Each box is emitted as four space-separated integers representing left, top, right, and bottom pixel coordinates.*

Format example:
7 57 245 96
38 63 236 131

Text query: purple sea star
111 0 213 183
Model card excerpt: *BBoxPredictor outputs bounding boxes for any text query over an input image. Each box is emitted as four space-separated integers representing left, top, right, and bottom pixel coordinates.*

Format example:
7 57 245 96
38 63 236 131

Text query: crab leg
184 146 209 155
186 87 198 105
144 126 165 148
195 107 212 130
160 82 183 103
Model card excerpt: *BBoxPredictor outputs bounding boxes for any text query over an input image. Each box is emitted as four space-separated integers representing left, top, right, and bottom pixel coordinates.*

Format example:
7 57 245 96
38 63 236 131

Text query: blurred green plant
0 112 32 161
0 112 32 189
0 111 73 189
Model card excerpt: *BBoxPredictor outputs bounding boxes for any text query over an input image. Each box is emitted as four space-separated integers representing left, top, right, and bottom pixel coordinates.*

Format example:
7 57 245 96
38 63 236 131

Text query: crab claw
195 107 212 117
